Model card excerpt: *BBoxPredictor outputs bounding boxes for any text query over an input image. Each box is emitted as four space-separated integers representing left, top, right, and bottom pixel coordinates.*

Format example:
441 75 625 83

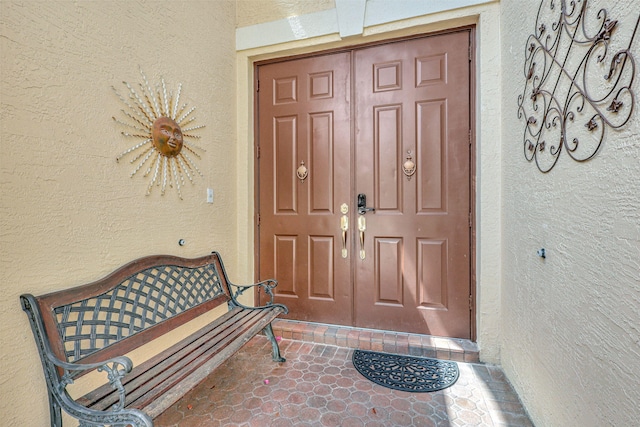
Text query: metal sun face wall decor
113 69 206 199
518 0 638 173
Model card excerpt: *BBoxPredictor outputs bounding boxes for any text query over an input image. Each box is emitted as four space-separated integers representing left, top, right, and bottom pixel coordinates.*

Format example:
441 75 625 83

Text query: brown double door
257 30 472 339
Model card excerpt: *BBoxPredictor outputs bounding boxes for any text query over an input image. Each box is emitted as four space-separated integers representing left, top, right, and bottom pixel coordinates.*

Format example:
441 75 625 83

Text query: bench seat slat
78 305 283 416
94 308 267 410
76 307 246 406
136 308 283 417
126 309 268 409
123 309 258 405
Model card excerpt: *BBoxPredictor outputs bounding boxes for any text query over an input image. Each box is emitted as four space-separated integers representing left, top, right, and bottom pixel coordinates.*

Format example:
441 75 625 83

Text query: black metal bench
20 252 287 427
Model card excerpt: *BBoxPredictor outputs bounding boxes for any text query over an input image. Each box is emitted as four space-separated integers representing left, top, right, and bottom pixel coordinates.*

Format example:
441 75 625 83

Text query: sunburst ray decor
113 69 206 199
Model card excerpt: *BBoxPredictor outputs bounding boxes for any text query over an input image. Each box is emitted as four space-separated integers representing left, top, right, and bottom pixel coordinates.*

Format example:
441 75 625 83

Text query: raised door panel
417 238 448 309
309 112 334 213
416 101 446 212
274 116 298 213
374 105 402 212
274 235 297 296
375 238 403 305
309 236 335 300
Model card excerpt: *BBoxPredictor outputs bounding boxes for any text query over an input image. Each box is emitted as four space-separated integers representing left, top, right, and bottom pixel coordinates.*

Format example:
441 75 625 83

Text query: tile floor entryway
155 321 533 427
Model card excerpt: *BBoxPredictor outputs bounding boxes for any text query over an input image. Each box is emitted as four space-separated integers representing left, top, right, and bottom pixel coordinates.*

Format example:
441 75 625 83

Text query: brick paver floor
155 332 533 426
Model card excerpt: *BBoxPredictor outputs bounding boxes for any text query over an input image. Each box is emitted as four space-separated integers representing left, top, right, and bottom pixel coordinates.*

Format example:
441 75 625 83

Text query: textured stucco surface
500 0 640 426
0 1 237 425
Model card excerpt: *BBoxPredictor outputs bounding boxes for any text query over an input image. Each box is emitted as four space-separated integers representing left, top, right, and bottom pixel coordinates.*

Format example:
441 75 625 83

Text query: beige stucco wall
0 1 238 425
500 0 640 426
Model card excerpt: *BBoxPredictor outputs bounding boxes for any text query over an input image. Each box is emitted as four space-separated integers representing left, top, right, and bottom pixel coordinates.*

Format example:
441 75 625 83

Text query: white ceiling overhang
236 0 494 50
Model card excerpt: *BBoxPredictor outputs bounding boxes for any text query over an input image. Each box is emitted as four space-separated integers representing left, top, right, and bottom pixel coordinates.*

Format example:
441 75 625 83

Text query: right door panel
353 32 471 338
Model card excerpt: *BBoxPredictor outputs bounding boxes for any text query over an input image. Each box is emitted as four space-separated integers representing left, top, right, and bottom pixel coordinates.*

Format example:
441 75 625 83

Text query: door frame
253 26 477 341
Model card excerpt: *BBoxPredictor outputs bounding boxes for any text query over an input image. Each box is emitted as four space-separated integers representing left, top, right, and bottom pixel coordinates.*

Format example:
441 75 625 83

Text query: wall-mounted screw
178 239 186 246
537 248 546 259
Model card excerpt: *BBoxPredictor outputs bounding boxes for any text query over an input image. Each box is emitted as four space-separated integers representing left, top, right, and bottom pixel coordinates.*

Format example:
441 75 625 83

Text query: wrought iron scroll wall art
517 0 638 173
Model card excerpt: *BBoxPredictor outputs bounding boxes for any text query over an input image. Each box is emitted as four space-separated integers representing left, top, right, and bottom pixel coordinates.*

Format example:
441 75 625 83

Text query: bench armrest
48 352 133 410
45 353 153 427
20 294 153 426
228 279 289 314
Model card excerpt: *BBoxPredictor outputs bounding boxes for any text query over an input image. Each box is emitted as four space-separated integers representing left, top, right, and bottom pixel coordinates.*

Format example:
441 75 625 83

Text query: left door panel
257 52 353 324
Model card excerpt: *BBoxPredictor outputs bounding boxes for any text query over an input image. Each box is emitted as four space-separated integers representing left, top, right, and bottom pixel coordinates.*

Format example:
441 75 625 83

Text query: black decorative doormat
352 350 459 392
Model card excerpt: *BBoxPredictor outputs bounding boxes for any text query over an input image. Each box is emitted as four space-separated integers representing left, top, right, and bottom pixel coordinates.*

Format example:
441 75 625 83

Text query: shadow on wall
469 364 534 426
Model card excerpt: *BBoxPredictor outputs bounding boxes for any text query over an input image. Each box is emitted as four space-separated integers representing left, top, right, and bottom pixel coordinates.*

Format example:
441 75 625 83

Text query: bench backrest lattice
30 253 236 369
55 263 225 362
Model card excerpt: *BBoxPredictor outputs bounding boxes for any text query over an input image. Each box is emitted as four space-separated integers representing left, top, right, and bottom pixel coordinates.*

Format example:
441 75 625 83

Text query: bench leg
264 323 285 362
49 392 62 427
